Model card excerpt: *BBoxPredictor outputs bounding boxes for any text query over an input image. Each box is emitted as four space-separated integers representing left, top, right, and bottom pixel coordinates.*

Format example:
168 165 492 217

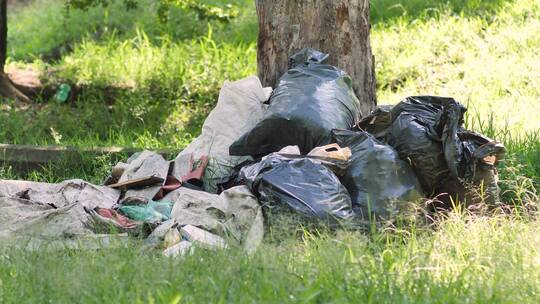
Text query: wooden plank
108 175 165 189
0 144 176 173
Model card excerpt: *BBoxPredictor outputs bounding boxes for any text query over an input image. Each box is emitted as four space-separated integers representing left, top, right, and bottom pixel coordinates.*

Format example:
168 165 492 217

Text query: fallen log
0 143 175 173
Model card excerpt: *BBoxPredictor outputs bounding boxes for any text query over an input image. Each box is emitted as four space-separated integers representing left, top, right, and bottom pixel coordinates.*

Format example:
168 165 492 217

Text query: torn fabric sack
0 197 96 238
113 150 170 200
172 76 272 193
0 179 120 239
0 179 119 209
161 186 264 253
229 48 362 157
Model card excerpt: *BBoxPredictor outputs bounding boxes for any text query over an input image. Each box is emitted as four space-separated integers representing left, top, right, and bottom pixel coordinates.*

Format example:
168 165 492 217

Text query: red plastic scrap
96 208 138 229
153 154 209 200
182 155 209 183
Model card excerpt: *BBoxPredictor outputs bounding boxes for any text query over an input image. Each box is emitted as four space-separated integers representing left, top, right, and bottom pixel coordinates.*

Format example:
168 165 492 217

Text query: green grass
371 0 509 22
2 0 257 149
1 0 540 302
1 214 540 303
373 0 540 133
7 0 257 60
1 32 256 149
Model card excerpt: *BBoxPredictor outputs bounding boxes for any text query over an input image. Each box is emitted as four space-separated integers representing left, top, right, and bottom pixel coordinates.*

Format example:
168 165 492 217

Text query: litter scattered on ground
163 227 182 249
163 240 193 258
109 150 170 200
53 83 71 104
117 199 173 223
0 48 506 255
180 225 228 250
93 208 138 230
164 185 263 252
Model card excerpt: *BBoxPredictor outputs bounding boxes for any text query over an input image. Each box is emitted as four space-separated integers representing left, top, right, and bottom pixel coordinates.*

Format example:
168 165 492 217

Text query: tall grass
373 0 540 134
8 0 256 61
7 0 257 61
371 0 509 22
0 213 539 303
2 0 538 203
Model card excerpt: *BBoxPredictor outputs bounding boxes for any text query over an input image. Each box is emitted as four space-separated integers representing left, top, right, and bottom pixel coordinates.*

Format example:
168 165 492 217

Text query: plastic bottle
54 84 71 103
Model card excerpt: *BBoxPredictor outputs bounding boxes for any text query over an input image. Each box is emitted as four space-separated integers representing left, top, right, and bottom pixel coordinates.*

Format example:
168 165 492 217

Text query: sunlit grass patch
372 0 540 134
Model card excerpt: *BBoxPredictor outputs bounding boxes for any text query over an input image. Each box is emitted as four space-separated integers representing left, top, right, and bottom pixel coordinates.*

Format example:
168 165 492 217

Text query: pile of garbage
0 49 505 255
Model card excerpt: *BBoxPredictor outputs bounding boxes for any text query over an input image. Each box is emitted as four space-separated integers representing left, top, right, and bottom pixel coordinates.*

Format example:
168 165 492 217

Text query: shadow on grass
0 84 212 150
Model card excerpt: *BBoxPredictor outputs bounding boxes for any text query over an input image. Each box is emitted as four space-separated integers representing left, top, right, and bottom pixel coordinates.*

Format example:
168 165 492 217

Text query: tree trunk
0 0 30 102
0 0 8 72
256 0 376 114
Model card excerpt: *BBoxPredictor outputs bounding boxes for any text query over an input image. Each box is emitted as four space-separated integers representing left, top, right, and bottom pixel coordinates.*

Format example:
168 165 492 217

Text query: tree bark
256 0 376 114
0 0 30 102
0 0 7 72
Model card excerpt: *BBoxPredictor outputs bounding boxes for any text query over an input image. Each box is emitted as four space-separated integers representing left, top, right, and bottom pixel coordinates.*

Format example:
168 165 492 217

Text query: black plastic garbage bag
229 48 362 156
355 105 393 139
441 102 506 185
239 153 354 221
333 129 423 220
439 130 506 205
386 96 455 194
386 96 505 205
